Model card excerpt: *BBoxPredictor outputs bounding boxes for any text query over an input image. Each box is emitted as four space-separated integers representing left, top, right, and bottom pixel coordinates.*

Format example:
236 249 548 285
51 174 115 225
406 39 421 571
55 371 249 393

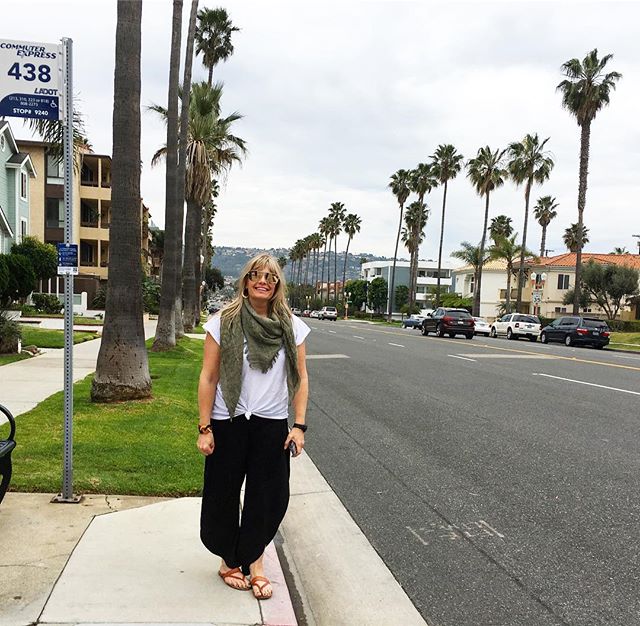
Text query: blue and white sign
57 243 78 275
0 39 61 120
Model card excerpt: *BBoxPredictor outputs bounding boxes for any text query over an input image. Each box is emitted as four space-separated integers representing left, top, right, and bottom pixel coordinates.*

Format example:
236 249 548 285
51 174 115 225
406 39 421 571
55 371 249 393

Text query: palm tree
489 234 536 315
533 195 559 257
92 0 151 402
466 146 508 316
489 215 513 243
277 255 287 268
563 223 590 252
507 133 554 312
341 213 362 300
430 145 464 306
328 202 346 304
151 0 183 350
318 216 331 300
410 163 438 205
558 49 622 313
388 169 411 319
451 242 489 307
611 247 628 255
311 232 323 294
402 201 429 310
195 7 240 86
304 234 313 286
149 82 246 331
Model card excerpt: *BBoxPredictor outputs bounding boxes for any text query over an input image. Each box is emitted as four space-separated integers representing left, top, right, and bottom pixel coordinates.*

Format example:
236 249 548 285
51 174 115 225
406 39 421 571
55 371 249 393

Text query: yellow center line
342 324 640 373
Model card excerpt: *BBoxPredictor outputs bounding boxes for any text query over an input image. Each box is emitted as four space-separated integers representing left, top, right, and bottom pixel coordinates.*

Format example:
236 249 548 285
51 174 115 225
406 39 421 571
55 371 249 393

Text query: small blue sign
0 92 59 120
57 243 78 267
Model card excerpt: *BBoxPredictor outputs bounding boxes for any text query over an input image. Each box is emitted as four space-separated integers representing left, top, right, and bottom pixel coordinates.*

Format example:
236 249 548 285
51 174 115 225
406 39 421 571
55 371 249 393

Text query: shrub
92 287 106 309
0 253 37 306
142 277 161 314
10 236 57 280
0 310 22 354
32 293 63 314
608 319 640 333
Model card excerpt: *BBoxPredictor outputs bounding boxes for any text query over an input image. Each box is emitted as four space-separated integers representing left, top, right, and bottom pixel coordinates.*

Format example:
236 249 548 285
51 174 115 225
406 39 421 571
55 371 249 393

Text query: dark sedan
540 316 611 349
421 307 474 339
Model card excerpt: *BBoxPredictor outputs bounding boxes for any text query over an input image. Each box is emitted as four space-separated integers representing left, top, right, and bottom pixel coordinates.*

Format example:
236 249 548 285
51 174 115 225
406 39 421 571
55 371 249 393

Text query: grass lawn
10 337 205 496
607 332 640 352
22 313 104 325
20 326 98 348
0 352 33 367
191 323 205 334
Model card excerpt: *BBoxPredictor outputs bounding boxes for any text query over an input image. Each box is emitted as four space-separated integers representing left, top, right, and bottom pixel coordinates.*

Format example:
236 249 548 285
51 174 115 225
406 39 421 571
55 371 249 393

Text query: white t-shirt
203 313 310 420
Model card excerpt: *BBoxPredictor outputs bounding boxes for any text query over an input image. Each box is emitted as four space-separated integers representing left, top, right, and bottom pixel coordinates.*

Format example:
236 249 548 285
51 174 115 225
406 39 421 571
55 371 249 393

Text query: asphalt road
301 318 640 626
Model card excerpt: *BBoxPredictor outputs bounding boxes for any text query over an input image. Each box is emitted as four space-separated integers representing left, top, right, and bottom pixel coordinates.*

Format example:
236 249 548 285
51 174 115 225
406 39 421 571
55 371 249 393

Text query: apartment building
452 260 511 320
0 121 36 254
360 260 454 312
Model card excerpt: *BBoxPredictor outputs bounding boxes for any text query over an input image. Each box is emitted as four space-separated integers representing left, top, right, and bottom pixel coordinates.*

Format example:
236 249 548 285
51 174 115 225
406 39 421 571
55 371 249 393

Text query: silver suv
319 306 338 321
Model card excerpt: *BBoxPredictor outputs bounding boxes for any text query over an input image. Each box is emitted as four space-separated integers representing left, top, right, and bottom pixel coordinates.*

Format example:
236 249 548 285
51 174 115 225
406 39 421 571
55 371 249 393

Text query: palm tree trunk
388 203 404 321
175 0 198 338
573 120 591 315
516 178 532 313
152 0 182 351
435 181 448 308
475 191 490 317
92 0 151 402
326 237 332 303
505 264 512 314
182 198 199 331
540 225 547 258
320 240 327 301
334 235 339 305
313 246 319 297
304 249 311 286
208 65 213 86
342 237 351 301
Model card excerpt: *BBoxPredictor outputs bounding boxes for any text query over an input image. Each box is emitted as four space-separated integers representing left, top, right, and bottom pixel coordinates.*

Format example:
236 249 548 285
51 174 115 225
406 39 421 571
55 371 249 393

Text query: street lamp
633 235 640 255
305 295 311 312
344 291 352 320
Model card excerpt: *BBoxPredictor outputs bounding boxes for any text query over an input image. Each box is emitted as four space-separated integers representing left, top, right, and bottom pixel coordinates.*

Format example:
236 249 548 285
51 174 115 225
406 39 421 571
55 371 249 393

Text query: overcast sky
4 0 640 262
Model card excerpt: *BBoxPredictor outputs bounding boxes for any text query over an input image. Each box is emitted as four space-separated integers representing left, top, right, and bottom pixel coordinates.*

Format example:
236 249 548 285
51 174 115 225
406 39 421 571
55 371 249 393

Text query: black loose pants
200 415 290 574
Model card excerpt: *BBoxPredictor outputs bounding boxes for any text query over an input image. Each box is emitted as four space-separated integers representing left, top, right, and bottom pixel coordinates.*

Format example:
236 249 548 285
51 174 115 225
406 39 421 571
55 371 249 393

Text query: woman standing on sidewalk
197 253 310 600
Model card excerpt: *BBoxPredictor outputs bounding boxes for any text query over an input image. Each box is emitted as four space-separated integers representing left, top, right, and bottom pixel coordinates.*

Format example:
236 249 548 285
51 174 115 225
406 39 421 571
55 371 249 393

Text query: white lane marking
388 342 405 348
353 335 365 340
448 355 476 362
406 526 429 546
456 354 555 359
328 330 336 334
306 354 350 360
532 373 640 396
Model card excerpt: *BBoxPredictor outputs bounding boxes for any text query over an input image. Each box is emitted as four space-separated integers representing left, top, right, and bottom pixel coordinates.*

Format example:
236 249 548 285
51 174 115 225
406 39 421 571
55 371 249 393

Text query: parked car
472 317 491 337
319 306 338 321
302 309 311 317
490 313 541 342
310 310 321 318
292 308 302 316
540 316 611 348
402 314 425 329
421 307 474 339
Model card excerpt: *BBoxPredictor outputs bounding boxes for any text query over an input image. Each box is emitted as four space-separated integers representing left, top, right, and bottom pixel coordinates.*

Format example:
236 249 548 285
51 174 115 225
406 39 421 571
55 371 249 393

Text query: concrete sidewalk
0 323 427 625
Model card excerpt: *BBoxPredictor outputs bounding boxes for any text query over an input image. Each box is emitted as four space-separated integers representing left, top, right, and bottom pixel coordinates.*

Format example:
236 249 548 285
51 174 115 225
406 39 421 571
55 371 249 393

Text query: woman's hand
284 427 305 458
198 432 215 456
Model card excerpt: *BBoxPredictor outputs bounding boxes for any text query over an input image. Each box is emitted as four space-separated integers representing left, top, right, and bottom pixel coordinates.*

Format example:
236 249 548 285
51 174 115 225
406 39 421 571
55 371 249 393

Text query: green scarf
219 300 299 419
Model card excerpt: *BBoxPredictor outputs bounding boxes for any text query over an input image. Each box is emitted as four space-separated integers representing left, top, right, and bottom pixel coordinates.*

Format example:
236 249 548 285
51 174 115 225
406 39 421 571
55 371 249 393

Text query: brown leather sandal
250 575 273 600
218 567 250 590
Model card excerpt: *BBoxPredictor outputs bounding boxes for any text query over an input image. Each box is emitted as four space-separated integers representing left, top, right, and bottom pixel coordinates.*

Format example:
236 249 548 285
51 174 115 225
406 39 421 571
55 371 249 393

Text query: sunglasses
246 270 279 285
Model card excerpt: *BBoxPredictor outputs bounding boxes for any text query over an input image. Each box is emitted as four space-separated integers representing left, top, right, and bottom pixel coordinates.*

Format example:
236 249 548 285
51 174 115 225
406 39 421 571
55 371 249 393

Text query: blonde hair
221 253 291 324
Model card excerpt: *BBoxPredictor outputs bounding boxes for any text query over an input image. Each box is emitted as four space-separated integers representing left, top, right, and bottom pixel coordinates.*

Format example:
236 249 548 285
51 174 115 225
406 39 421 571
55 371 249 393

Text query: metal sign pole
53 37 81 503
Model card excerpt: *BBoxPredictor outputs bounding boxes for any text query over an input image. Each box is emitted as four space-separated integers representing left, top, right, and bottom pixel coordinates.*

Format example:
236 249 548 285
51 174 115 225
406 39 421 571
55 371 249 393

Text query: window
554 307 567 313
46 198 64 228
0 135 5 151
469 276 475 293
20 219 27 241
557 274 570 290
20 172 27 199
418 270 426 277
46 153 64 181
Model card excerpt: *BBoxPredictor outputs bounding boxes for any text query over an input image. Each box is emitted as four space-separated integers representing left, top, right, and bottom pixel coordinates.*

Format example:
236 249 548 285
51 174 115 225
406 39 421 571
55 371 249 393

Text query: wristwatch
292 423 307 432
198 423 212 435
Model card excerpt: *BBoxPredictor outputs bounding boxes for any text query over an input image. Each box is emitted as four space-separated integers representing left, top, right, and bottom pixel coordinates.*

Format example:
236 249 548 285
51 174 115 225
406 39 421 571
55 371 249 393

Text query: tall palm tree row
388 170 411 320
195 7 239 86
506 133 554 311
557 49 621 313
401 201 429 311
466 146 508 317
92 0 151 402
341 213 362 300
430 145 464 307
533 195 559 257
